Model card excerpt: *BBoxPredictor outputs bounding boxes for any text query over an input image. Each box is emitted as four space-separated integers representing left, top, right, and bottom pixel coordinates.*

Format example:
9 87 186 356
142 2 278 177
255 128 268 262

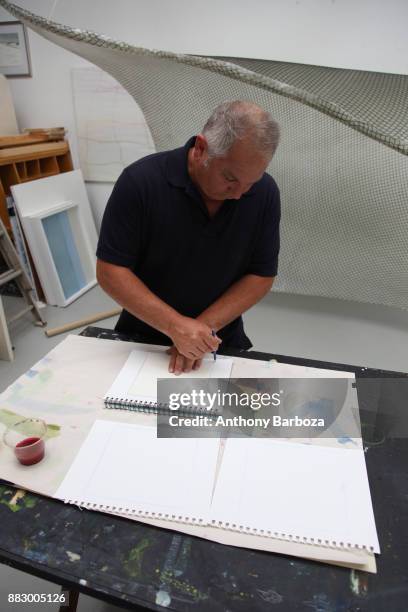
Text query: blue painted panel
42 211 87 299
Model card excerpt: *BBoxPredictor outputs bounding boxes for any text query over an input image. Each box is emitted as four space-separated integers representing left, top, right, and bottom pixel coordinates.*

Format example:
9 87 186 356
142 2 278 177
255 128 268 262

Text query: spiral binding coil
66 499 206 525
104 397 218 416
209 520 375 552
66 498 375 552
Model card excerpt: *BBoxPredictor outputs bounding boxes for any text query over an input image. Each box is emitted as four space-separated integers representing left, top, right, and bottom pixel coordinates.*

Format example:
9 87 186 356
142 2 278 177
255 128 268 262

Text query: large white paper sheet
211 438 380 553
0 334 375 570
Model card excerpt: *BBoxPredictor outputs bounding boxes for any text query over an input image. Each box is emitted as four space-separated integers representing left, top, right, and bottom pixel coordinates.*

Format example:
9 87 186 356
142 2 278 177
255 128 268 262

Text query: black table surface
0 326 407 611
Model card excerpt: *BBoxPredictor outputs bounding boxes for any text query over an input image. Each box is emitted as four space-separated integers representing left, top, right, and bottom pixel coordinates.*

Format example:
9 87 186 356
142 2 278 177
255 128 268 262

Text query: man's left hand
166 346 203 375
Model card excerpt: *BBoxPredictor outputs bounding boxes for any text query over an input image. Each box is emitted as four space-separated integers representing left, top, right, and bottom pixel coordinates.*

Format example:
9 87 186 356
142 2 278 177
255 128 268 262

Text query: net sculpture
2 0 407 309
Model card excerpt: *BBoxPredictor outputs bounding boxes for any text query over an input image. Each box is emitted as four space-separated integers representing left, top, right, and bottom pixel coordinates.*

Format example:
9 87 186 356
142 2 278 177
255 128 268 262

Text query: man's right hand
168 316 221 359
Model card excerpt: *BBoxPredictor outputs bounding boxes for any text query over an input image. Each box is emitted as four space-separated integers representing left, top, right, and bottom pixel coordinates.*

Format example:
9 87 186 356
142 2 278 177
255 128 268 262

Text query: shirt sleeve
246 180 281 277
96 168 146 268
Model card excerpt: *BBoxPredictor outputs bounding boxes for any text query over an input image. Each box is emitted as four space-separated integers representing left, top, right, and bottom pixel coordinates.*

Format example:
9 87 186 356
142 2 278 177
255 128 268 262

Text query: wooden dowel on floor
44 307 122 338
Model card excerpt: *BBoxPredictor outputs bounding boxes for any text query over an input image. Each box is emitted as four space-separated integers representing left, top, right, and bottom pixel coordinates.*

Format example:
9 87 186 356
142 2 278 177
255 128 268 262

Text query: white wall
1 0 407 227
6 0 408 73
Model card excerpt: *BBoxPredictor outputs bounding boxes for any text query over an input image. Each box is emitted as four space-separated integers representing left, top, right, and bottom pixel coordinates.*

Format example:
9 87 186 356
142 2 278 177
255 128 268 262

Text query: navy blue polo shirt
96 137 280 349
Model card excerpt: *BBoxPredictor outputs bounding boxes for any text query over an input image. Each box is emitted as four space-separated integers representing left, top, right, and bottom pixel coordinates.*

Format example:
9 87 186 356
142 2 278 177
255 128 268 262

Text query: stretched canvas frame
23 201 96 306
11 170 97 307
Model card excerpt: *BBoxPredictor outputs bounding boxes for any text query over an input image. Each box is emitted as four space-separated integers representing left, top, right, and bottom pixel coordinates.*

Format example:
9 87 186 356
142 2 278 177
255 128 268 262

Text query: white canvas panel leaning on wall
11 170 98 307
71 68 156 182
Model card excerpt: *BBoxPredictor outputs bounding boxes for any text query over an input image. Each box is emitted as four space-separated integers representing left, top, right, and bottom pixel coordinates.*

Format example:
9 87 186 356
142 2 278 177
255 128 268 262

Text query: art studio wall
1 0 407 228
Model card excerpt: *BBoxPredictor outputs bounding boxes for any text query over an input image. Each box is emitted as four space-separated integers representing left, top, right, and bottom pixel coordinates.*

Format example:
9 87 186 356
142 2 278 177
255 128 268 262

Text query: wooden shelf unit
0 141 73 231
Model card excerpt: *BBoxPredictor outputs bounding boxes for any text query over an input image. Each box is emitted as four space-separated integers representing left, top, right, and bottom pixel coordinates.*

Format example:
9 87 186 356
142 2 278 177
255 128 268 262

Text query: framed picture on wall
0 21 31 77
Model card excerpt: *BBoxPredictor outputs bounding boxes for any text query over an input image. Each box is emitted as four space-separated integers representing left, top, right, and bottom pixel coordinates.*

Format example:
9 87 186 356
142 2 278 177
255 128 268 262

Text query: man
96 100 281 374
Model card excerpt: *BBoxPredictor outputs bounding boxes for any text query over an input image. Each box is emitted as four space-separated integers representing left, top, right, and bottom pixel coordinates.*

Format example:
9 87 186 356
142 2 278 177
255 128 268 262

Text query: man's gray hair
202 100 280 159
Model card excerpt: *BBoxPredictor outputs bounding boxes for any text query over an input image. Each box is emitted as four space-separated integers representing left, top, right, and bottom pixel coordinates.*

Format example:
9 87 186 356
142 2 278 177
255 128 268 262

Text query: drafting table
0 326 407 611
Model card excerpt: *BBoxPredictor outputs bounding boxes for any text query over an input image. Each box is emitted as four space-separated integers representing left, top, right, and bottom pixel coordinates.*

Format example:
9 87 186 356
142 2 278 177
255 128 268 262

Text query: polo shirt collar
166 136 196 189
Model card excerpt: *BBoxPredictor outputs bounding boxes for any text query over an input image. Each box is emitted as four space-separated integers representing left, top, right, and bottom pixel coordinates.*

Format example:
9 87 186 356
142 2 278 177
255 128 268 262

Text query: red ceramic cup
14 436 45 466
3 418 47 466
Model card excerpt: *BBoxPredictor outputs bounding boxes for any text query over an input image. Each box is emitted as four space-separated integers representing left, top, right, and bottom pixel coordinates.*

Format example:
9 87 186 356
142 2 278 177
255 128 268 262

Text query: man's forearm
96 260 181 336
197 274 275 331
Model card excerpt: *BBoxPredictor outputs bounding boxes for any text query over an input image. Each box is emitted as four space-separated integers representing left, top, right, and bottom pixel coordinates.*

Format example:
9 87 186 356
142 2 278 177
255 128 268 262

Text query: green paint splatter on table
124 538 151 578
159 569 207 601
0 487 37 512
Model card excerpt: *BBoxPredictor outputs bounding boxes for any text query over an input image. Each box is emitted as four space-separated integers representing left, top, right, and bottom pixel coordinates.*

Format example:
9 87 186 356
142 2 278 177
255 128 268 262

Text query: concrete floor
245 291 408 373
0 285 407 610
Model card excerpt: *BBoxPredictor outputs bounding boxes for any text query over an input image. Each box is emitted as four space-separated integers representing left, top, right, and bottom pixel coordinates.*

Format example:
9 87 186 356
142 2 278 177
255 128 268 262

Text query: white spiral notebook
56 420 220 521
103 349 233 414
56 420 380 554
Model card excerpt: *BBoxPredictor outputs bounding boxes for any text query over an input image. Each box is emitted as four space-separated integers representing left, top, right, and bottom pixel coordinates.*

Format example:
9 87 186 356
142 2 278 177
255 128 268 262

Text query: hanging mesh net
2 0 407 309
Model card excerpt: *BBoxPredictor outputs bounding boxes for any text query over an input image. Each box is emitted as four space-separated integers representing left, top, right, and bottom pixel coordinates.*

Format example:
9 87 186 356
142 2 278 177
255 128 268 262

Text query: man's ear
193 133 208 162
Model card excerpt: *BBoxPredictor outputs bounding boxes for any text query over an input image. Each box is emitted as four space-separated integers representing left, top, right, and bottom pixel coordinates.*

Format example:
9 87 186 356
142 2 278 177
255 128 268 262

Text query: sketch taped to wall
71 68 155 182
